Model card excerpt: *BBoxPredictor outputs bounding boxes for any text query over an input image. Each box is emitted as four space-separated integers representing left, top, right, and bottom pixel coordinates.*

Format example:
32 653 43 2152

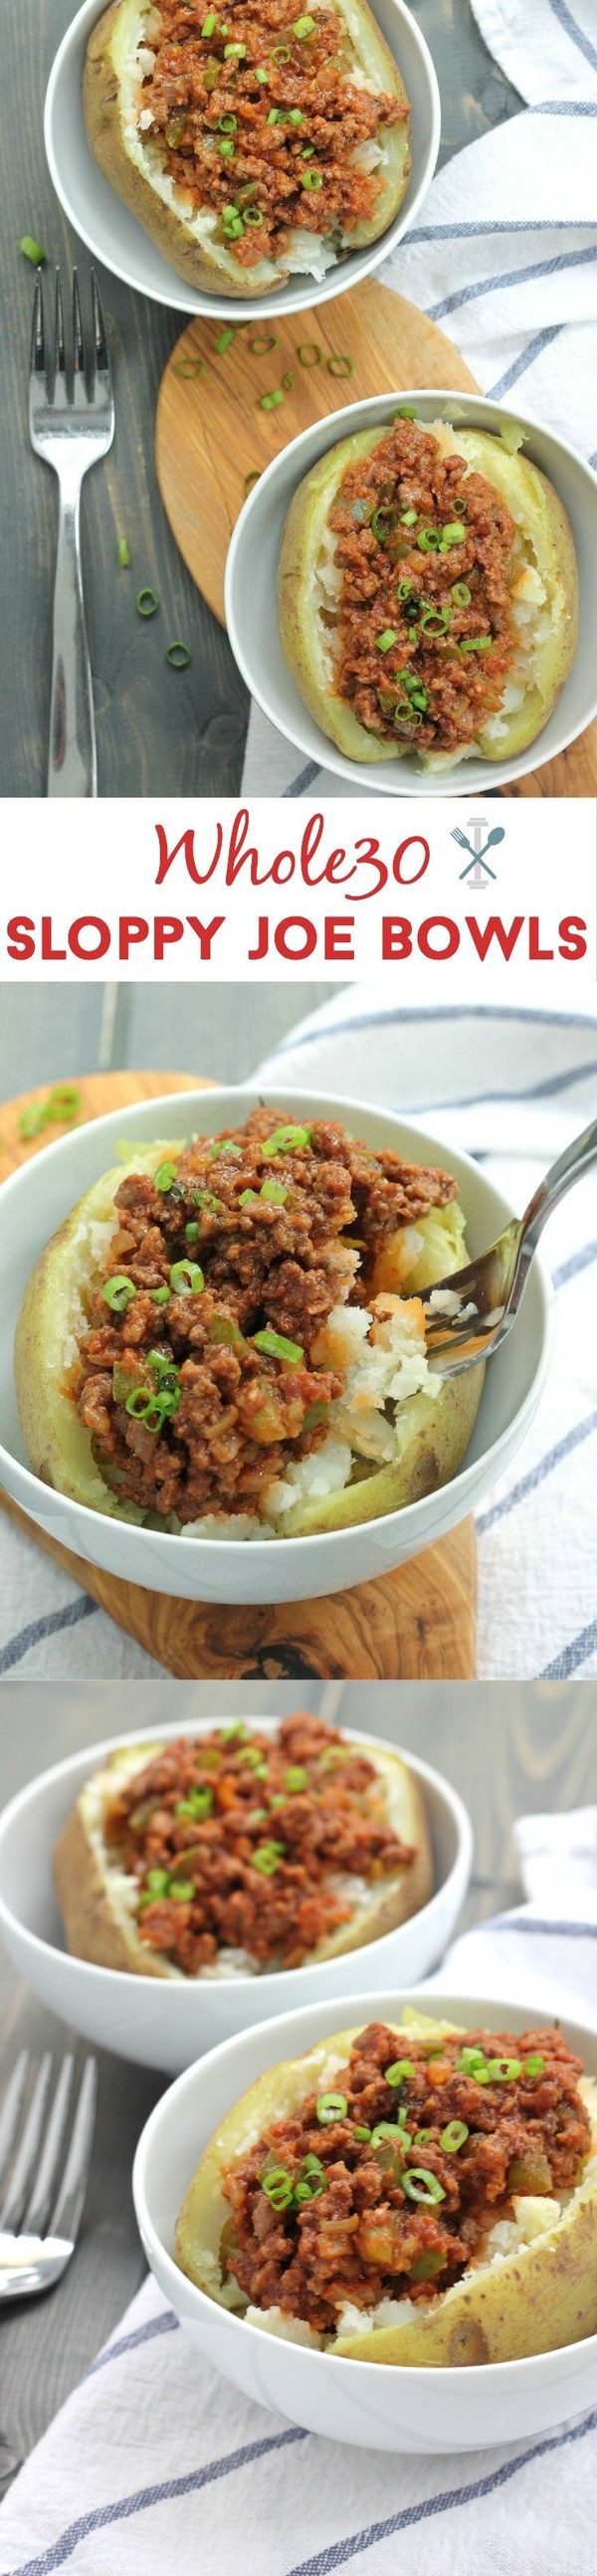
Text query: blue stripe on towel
477 1411 597 1535
540 1616 597 1678
0 1597 98 1674
287 2411 597 2576
488 323 563 398
547 0 597 73
429 243 597 322
4 2429 308 2576
271 1003 594 1055
86 2311 180 2378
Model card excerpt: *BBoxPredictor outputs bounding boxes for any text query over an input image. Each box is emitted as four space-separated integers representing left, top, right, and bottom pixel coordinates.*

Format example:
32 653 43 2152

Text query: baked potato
53 1715 433 1978
278 411 579 768
84 0 411 299
14 1107 484 1540
175 2008 597 2363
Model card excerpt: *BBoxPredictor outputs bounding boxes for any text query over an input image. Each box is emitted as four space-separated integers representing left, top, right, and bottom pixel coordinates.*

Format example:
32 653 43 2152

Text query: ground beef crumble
104 1715 416 1970
328 418 517 751
137 0 408 270
221 2020 591 2330
75 1106 457 1523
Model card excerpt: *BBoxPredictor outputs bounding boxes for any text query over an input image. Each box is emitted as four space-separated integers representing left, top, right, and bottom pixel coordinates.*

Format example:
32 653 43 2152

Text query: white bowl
44 0 440 321
132 1984 597 2452
0 1083 552 1605
0 1720 472 2073
225 387 597 792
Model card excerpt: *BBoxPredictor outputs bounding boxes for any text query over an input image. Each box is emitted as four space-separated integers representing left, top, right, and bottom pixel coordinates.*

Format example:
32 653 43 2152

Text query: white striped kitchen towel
1 1805 596 2576
242 0 597 796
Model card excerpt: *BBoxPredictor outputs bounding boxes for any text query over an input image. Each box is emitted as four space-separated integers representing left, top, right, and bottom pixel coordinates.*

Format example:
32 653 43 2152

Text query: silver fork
422 1114 597 1375
29 267 114 797
0 2050 97 2299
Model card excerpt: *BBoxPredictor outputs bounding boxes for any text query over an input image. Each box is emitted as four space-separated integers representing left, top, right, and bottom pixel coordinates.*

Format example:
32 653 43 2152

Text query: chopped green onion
20 235 46 265
255 65 269 81
250 332 278 354
101 1275 136 1313
416 527 441 552
261 1178 289 1204
440 520 467 547
185 1220 200 1241
316 2092 348 2124
413 2128 432 2146
272 41 292 59
370 505 398 542
400 507 418 526
282 369 295 390
201 13 217 31
451 580 472 606
208 1314 244 1345
118 537 131 569
168 1879 195 1902
150 1286 170 1305
239 1188 258 1205
459 2047 486 2074
524 2055 545 2078
238 1745 268 1772
298 342 321 367
260 389 285 409
440 2121 469 2152
420 604 452 632
402 2167 446 2205
154 1160 179 1192
370 2122 408 2149
327 353 353 377
165 642 191 669
209 1137 242 1157
376 628 399 653
302 1401 329 1431
169 1259 205 1295
301 168 322 189
262 1123 310 1155
262 2167 294 2207
221 1721 248 1739
217 112 237 132
136 587 159 617
243 470 261 494
288 107 303 124
397 578 413 599
482 2058 522 2082
204 58 222 88
394 405 416 419
459 635 493 653
18 1102 50 1139
268 106 285 123
224 40 246 54
218 138 235 156
410 2250 445 2279
293 11 316 28
252 1841 285 1876
253 1328 303 1365
353 2125 372 2142
174 357 205 379
385 2061 415 2086
175 1787 213 1820
284 1766 308 1792
144 1869 170 1896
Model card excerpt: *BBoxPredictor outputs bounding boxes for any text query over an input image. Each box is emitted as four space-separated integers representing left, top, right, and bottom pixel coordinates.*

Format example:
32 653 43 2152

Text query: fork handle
48 489 97 797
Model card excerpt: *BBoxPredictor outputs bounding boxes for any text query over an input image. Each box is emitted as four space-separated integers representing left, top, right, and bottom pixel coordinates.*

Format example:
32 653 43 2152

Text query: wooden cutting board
0 1070 477 1679
155 279 596 798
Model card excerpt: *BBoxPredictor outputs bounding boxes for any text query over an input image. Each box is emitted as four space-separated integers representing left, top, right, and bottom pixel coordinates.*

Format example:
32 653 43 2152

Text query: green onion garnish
260 1178 289 1204
298 342 321 366
175 1787 213 1820
249 332 278 355
301 168 322 189
262 2167 294 2207
370 2122 408 2149
150 1286 170 1305
217 112 237 132
20 235 45 265
401 508 418 526
385 2061 415 2086
451 580 472 606
201 13 217 32
185 1220 200 1241
215 325 236 352
239 1188 258 1206
165 642 191 669
420 604 452 632
243 470 261 494
524 2055 545 2078
118 537 131 569
136 587 159 617
440 2121 469 2152
327 354 353 377
459 635 493 653
224 39 246 53
168 1879 194 1902
293 14 315 31
260 389 285 409
262 1123 310 1155
440 519 467 547
416 527 441 552
353 2126 372 2143
316 2092 347 2124
252 1842 285 1876
402 2167 446 2204
272 40 292 57
169 1259 205 1295
154 1161 179 1192
376 629 398 653
284 1766 307 1792
101 1275 136 1313
253 1328 303 1365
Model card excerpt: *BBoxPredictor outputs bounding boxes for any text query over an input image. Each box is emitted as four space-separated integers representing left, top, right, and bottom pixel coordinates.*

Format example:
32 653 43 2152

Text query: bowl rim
43 0 441 320
131 1979 597 2382
0 1079 554 1559
0 1718 473 1993
224 386 597 794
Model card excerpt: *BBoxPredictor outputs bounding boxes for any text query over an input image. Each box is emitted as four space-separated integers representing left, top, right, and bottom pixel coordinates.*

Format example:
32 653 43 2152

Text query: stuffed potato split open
53 1716 433 1979
84 0 411 297
14 1107 484 1541
175 2009 597 2364
278 412 579 768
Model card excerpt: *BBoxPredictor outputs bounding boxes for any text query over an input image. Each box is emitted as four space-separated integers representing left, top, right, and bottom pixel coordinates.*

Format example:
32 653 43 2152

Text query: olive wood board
0 1069 477 1681
154 279 597 799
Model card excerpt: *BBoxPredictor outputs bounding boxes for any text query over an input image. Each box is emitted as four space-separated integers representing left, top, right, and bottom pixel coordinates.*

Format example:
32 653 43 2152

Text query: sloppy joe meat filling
75 1105 457 1523
104 1714 416 1971
222 2021 591 2329
328 419 517 751
137 1 408 269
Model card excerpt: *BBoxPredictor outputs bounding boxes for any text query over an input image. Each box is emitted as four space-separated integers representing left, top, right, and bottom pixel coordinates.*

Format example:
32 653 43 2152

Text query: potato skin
14 1141 482 1540
175 2014 597 2364
53 1735 433 1977
278 419 579 768
84 0 411 299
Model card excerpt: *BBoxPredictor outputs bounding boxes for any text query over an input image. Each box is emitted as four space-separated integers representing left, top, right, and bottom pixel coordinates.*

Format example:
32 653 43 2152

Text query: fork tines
0 2050 97 2245
30 264 110 401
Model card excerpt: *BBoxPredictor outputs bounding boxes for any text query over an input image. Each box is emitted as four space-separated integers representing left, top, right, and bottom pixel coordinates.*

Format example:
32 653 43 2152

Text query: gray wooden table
0 1677 594 2489
0 1 521 798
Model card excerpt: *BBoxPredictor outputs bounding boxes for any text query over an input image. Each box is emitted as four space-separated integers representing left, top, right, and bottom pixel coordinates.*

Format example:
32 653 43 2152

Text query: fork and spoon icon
451 824 505 882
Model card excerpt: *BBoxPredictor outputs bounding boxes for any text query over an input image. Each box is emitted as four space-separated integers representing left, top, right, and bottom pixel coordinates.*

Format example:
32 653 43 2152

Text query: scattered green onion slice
208 1314 244 1345
441 519 467 547
483 2058 522 2082
413 2128 432 2147
353 2125 372 2142
185 1220 200 1241
260 1177 289 1204
136 587 159 617
376 628 398 653
402 2167 446 2205
165 641 191 669
18 1102 50 1139
272 40 292 58
397 578 414 599
209 1137 242 1158
144 1868 170 1896
316 2092 347 2124
327 353 353 377
284 1766 308 1792
459 634 493 653
154 1160 179 1192
298 342 321 367
255 65 269 81
293 12 316 29
420 604 452 632
440 2120 469 2153
118 537 131 568
218 137 235 156
370 2122 408 2149
239 1188 258 1205
168 1879 195 1902
524 2055 545 2078
282 369 295 391
260 389 285 410
400 507 417 526
169 1259 205 1294
288 107 303 123
20 235 46 265
385 2061 415 2086
224 39 246 53
243 470 261 494
253 1328 303 1365
417 527 441 553
150 1285 170 1305
252 1841 285 1876
262 1122 310 1156
250 332 278 355
301 168 322 189
201 13 217 32
175 1787 213 1820
174 356 205 379
410 2250 445 2279
451 580 472 606
101 1275 136 1313
217 111 237 132
47 1084 82 1122
262 2167 294 2207
302 1400 329 1431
